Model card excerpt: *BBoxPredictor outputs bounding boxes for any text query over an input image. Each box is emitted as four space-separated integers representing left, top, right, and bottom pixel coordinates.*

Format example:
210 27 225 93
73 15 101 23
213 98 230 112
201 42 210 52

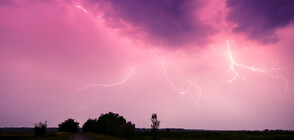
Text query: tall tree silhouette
151 113 160 140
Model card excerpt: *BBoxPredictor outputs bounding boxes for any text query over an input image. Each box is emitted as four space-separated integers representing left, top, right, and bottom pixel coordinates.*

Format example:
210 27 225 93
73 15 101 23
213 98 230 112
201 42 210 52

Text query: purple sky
0 0 294 130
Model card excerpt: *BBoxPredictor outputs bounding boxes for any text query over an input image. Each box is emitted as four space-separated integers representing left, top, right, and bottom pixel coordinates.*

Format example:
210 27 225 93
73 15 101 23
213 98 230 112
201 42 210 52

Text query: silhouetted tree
34 121 47 137
58 118 79 133
83 118 99 133
82 112 135 138
151 113 160 140
119 121 136 138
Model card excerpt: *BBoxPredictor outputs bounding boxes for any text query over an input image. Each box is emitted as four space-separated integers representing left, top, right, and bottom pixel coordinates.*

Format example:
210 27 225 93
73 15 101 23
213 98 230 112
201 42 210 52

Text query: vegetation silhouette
82 112 135 138
83 118 99 133
58 118 79 133
151 113 160 140
34 121 47 137
1 112 294 140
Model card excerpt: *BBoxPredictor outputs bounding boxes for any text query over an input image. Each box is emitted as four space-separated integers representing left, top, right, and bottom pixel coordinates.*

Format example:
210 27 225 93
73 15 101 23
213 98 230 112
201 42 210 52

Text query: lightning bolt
75 5 105 24
73 4 129 93
161 60 202 108
75 5 88 13
226 40 246 83
76 66 135 93
226 40 289 91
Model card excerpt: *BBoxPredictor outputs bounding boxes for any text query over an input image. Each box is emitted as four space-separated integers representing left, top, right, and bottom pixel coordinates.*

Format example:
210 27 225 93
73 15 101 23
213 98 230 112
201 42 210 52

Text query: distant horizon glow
0 0 293 130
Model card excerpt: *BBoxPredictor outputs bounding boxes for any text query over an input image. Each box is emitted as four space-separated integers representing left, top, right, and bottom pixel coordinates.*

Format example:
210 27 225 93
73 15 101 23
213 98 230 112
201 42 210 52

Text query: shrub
82 112 135 138
83 118 99 133
34 121 47 137
58 118 79 133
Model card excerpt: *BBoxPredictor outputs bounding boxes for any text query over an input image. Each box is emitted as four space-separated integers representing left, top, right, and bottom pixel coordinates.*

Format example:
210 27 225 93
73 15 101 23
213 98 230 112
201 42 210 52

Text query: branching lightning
74 3 130 93
76 66 135 93
73 2 289 106
161 60 202 108
226 40 289 91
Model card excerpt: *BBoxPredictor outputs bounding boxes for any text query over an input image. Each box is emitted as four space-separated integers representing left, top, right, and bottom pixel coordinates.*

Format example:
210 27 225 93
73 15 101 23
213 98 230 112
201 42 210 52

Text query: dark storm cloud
93 0 216 47
226 0 294 43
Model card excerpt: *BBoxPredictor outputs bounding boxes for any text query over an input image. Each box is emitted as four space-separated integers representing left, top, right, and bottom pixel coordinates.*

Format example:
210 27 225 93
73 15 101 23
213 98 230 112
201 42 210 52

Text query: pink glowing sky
0 0 294 130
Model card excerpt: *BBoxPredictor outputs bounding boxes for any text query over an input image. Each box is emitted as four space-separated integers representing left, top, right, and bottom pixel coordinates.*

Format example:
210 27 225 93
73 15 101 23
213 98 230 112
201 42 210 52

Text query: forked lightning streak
76 66 134 93
161 60 202 108
226 40 289 91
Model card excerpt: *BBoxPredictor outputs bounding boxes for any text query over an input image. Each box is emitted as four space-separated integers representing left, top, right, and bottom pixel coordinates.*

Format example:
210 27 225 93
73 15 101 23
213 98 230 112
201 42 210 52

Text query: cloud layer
226 0 294 43
91 0 216 47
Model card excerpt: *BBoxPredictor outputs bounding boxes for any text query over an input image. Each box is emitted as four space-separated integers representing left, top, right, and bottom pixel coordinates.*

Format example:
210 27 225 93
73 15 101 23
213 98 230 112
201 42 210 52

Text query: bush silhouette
34 121 47 137
58 118 79 133
82 112 135 138
83 118 99 133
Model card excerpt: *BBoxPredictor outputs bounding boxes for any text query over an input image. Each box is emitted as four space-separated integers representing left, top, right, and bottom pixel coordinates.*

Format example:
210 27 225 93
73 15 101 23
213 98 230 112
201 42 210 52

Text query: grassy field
136 130 294 140
84 130 294 140
0 132 70 140
1 130 294 140
83 132 126 140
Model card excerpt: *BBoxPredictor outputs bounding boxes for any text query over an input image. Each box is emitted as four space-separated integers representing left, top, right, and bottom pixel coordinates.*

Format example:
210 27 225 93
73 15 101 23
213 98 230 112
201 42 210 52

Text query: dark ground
1 128 294 140
68 134 92 140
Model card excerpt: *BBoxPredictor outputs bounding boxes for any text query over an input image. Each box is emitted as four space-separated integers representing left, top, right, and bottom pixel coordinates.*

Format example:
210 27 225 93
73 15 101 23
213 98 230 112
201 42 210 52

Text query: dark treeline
83 112 135 138
55 112 136 138
2 112 294 140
